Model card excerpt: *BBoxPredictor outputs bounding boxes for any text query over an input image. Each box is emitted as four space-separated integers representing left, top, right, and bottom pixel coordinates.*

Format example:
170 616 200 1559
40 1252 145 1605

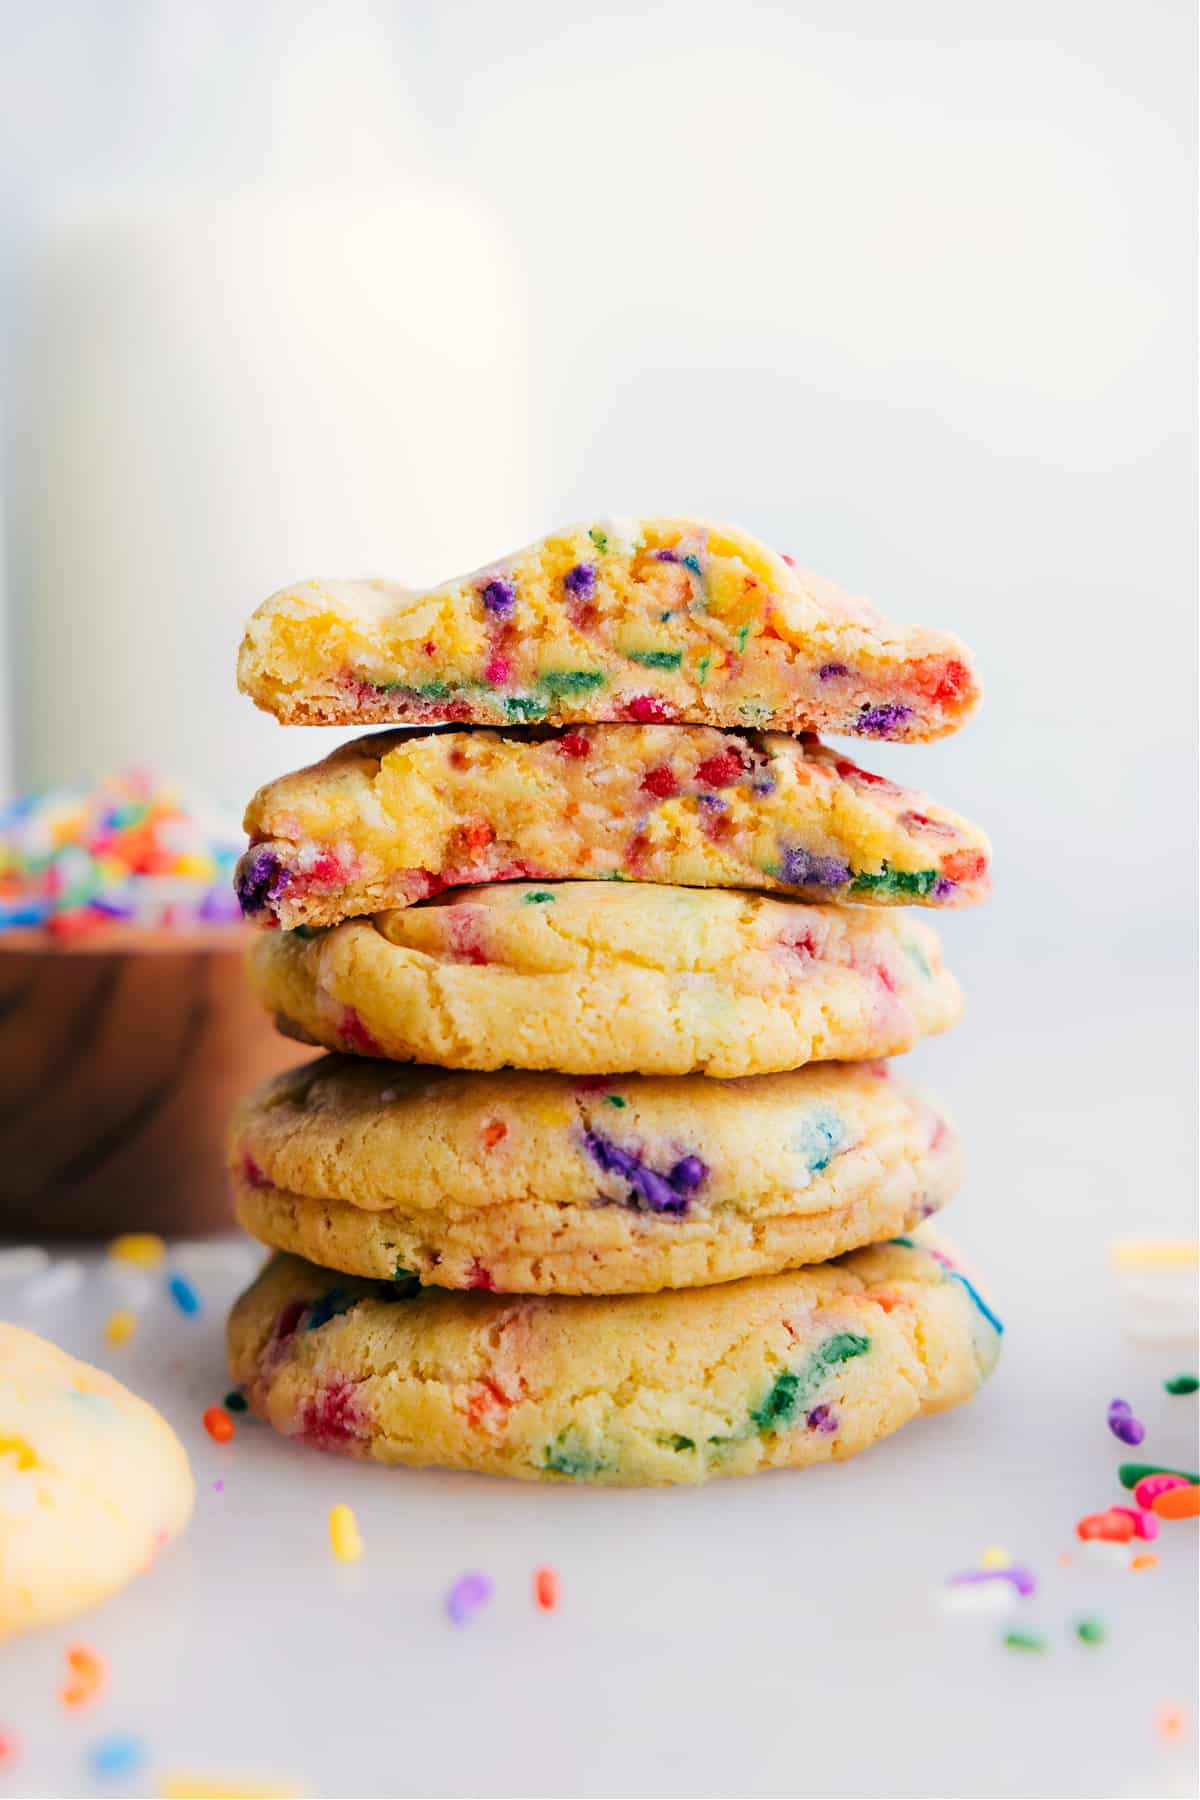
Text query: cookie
248 883 962 1077
226 1237 1001 1484
235 725 990 930
237 517 979 741
0 1325 193 1637
229 1056 960 1293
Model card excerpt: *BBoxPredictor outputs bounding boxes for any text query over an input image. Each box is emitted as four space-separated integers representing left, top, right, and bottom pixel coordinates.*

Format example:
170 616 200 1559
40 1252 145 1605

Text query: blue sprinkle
950 1270 1004 1335
90 1734 146 1779
167 1272 201 1316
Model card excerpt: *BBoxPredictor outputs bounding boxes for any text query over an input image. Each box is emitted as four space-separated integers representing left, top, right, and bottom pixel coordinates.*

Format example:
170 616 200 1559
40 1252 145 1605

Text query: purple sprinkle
696 793 726 810
667 1155 708 1194
199 884 243 923
655 548 680 562
563 563 596 598
818 663 850 680
751 778 777 797
930 876 955 900
806 1404 838 1434
780 846 852 888
948 1565 1037 1598
235 848 288 915
446 1570 493 1626
856 702 913 735
480 578 515 617
212 1479 224 1492
1107 1398 1145 1445
583 1131 693 1216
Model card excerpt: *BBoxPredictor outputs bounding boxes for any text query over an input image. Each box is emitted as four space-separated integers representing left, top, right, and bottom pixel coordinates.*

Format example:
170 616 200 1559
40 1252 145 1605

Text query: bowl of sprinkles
0 771 312 1236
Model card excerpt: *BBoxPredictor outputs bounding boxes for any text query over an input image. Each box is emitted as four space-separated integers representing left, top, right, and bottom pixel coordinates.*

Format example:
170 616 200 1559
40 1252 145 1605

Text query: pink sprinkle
212 1480 224 1492
1111 1505 1158 1540
1134 1472 1191 1509
484 654 512 685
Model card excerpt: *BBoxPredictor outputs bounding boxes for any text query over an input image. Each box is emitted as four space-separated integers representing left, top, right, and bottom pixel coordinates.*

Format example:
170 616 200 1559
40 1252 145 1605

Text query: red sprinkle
203 1406 235 1444
481 1120 507 1150
460 820 496 857
624 695 671 723
1076 1508 1136 1543
0 1731 18 1768
241 1153 269 1190
558 733 591 758
466 1260 495 1291
940 849 987 884
695 750 745 788
640 765 679 799
308 851 344 886
534 1565 560 1611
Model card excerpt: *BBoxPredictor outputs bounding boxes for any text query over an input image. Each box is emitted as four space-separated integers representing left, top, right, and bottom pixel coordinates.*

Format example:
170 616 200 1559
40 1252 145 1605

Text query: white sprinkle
0 1247 51 1280
23 1259 85 1306
1077 1538 1134 1570
937 1580 1017 1616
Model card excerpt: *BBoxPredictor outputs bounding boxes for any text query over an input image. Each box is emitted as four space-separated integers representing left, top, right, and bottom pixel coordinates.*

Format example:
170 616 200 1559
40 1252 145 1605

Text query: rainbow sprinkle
0 771 242 936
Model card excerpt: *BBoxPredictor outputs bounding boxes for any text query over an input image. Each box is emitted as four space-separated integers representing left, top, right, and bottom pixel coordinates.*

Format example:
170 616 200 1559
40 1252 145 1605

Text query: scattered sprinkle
1155 1705 1188 1744
1134 1471 1192 1508
203 1407 235 1444
0 1730 17 1768
167 1272 201 1316
1152 1484 1200 1520
24 1260 85 1307
212 1480 224 1492
1003 1629 1048 1653
1109 1239 1199 1267
89 1733 146 1779
0 1247 50 1280
534 1565 559 1611
1119 1462 1198 1490
1131 1552 1159 1570
1076 1509 1136 1543
328 1504 363 1563
979 1546 1011 1569
108 1232 166 1268
1074 1616 1106 1645
104 1308 137 1347
1165 1372 1199 1394
948 1565 1036 1598
60 1644 107 1709
446 1570 493 1626
225 1390 249 1413
1107 1398 1145 1445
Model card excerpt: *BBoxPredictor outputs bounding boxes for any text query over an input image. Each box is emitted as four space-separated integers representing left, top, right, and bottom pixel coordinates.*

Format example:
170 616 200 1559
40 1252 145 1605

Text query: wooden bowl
0 926 312 1237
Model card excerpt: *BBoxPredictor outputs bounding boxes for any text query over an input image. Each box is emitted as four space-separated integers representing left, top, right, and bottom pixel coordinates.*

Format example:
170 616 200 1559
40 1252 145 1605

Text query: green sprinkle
415 680 452 699
697 653 712 686
889 1236 916 1248
1075 1617 1106 1646
1004 1630 1049 1653
288 924 327 940
734 624 750 654
750 1332 870 1434
667 1435 695 1452
224 1390 248 1413
503 694 549 721
1119 1462 1199 1489
539 669 605 696
605 1095 627 1108
391 1263 421 1296
1165 1373 1200 1395
525 891 555 904
603 870 630 882
542 1430 603 1479
851 864 940 900
588 527 609 553
627 649 683 670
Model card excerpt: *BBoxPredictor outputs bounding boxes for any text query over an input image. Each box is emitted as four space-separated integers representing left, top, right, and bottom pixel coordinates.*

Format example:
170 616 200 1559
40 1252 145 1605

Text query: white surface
0 1132 1196 1800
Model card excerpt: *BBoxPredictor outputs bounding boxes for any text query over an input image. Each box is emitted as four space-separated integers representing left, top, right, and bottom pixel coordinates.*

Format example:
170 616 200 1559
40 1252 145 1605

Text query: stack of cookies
224 517 1001 1485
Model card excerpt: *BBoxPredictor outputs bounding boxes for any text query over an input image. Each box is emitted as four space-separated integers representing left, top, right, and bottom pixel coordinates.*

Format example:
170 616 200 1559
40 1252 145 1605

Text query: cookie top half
236 723 989 931
237 517 979 741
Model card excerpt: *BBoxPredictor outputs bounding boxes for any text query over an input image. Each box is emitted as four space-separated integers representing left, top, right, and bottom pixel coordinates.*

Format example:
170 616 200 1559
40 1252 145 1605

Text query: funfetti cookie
229 1056 961 1294
0 1325 193 1638
226 1238 1002 1485
248 883 962 1078
237 518 979 740
235 725 990 930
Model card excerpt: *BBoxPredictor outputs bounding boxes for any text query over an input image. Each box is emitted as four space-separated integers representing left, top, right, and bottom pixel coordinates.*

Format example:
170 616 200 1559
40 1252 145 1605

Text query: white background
0 3 1196 1797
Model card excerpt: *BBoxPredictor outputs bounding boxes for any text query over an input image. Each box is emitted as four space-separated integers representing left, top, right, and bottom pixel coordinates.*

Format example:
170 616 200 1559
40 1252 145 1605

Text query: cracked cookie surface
229 1056 961 1293
226 1237 1001 1484
248 882 962 1077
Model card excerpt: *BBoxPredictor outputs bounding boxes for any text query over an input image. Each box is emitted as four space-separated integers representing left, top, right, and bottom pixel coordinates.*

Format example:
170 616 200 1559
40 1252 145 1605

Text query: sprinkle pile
0 771 243 935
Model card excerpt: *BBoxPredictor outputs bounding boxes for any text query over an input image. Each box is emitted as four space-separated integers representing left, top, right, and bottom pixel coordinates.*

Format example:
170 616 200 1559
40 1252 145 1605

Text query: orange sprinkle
1131 1552 1159 1570
1156 1705 1187 1743
534 1565 559 1611
1152 1484 1200 1520
481 1120 507 1149
60 1644 107 1709
1056 1551 1073 1567
203 1406 235 1444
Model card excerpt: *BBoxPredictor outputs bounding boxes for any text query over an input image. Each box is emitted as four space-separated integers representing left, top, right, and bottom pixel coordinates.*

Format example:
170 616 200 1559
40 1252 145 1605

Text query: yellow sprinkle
108 1233 167 1268
1109 1239 1199 1269
104 1308 137 1347
979 1546 1010 1569
328 1503 362 1563
1131 1552 1159 1570
160 1777 299 1799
